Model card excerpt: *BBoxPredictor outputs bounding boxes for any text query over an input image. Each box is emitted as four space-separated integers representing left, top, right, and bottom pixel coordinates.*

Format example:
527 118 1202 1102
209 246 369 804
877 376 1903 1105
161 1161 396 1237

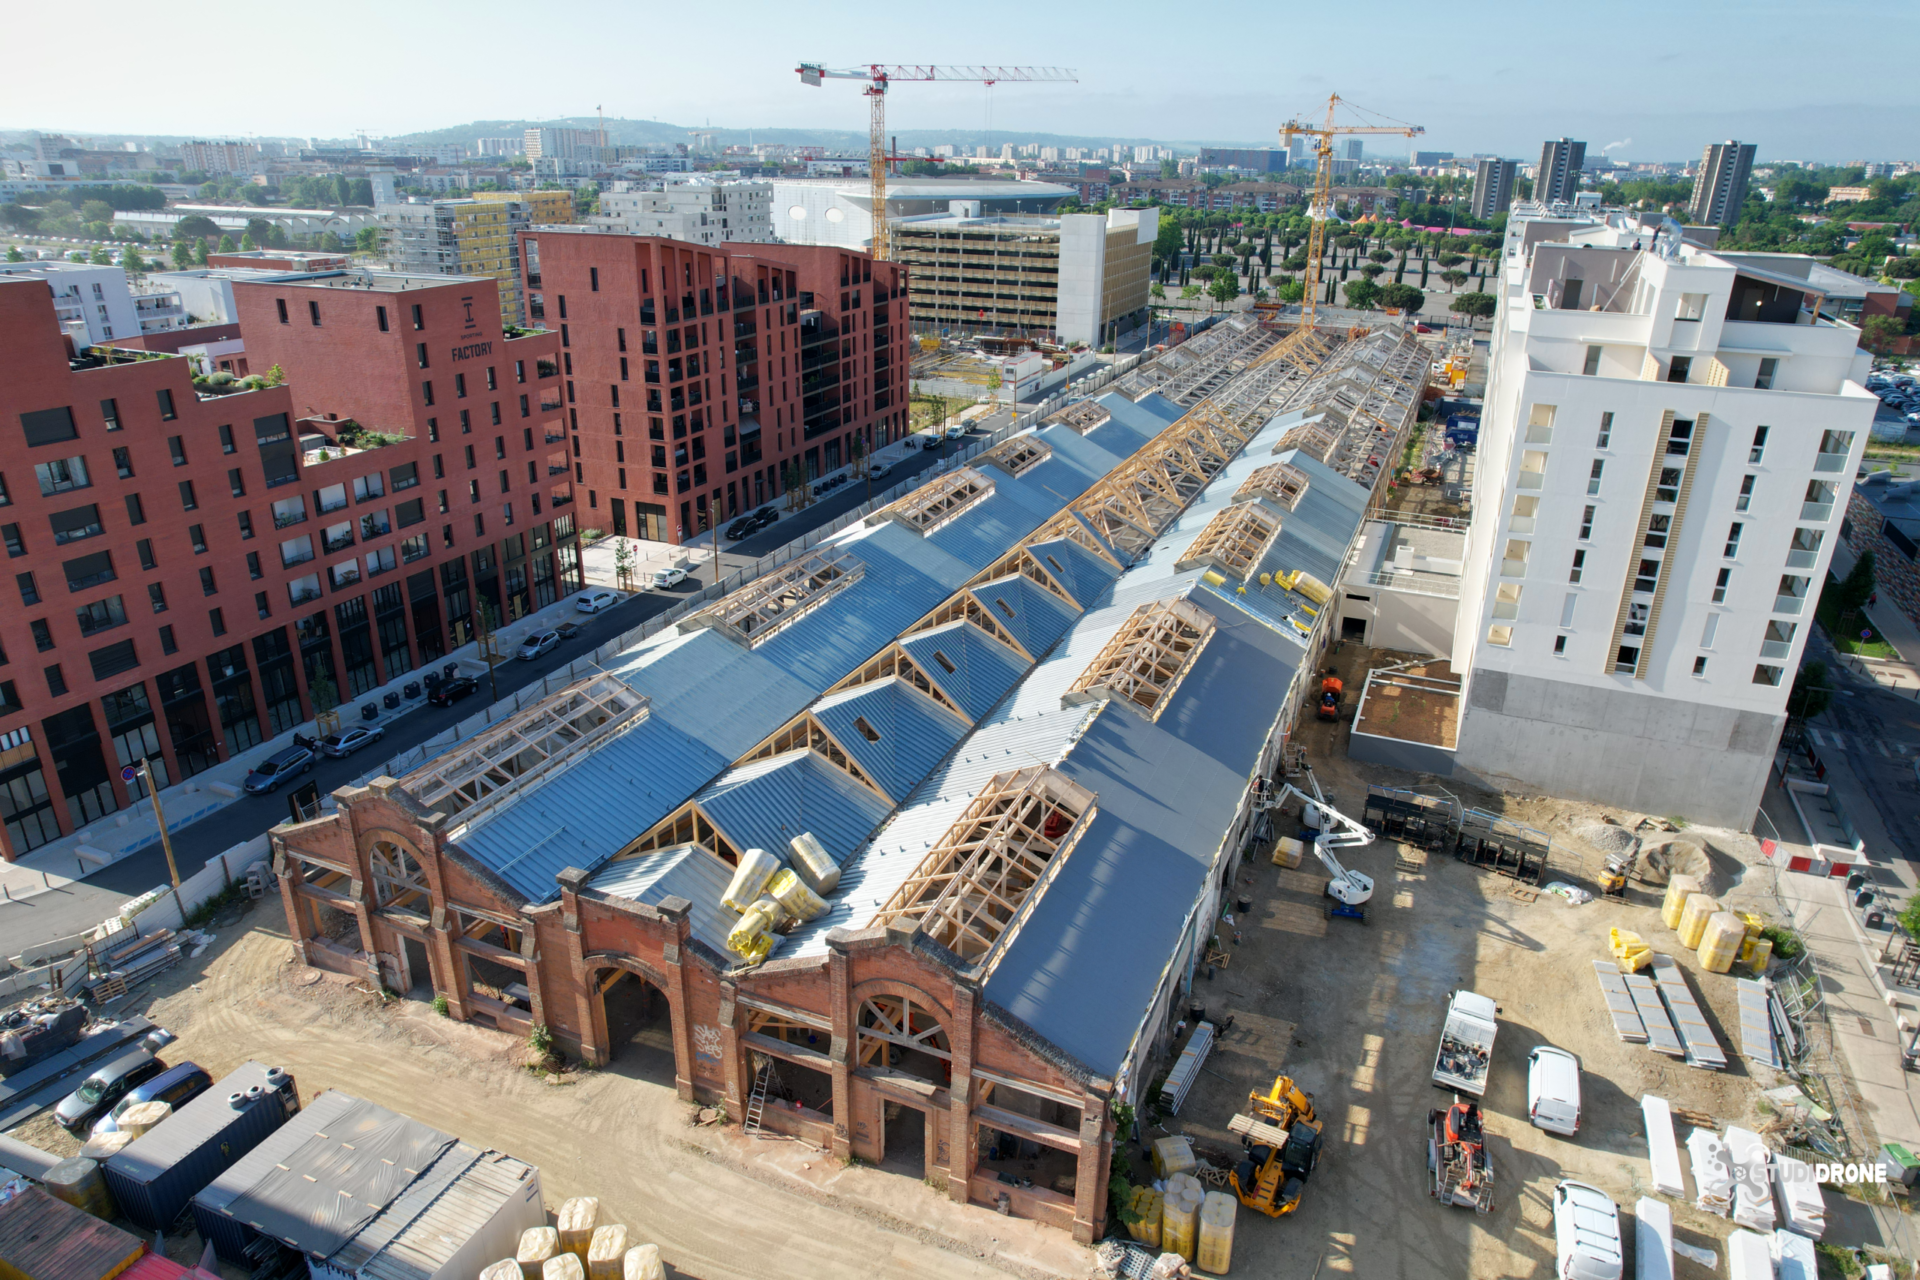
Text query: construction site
1 96 1906 1280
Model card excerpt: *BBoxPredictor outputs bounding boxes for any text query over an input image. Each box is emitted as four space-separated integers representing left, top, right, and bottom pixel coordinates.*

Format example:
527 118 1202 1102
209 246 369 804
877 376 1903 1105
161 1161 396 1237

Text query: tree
4 246 21 263
1379 283 1426 313
218 234 238 252
120 246 146 275
1207 271 1240 310
1343 279 1381 309
1829 550 1876 619
194 237 211 265
239 233 257 251
81 200 114 226
1150 282 1166 298
170 240 193 270
1441 269 1468 288
1361 264 1386 280
1367 248 1393 264
1180 283 1203 302
89 245 113 266
355 227 381 255
245 218 272 246
172 215 221 242
262 364 287 387
1862 314 1905 355
1274 279 1305 303
1786 660 1833 723
1450 291 1497 318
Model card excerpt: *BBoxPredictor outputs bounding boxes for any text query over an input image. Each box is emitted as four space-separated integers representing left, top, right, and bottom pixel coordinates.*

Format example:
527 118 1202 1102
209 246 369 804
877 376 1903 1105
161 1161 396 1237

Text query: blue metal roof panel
588 843 738 954
896 621 1028 723
969 574 1079 660
611 628 819 760
923 489 1052 572
1130 392 1189 425
695 750 895 870
1082 396 1164 455
1024 537 1122 610
451 713 731 903
812 678 970 803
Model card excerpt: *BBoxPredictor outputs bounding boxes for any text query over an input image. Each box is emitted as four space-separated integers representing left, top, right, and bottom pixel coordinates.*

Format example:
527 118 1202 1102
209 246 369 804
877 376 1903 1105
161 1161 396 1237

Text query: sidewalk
1827 541 1920 695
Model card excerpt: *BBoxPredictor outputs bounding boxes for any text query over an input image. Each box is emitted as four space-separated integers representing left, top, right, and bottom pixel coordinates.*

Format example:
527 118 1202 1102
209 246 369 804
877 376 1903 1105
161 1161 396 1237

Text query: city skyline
2 0 1915 161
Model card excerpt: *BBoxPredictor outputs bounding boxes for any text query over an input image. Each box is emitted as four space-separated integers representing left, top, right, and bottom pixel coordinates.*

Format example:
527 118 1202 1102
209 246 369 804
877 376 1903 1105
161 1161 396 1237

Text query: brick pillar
270 839 316 967
825 933 855 1160
945 985 977 1204
656 899 696 1103
555 867 604 1065
1072 1098 1110 1245
518 923 546 1031
427 905 464 1017
717 979 745 1112
347 876 381 989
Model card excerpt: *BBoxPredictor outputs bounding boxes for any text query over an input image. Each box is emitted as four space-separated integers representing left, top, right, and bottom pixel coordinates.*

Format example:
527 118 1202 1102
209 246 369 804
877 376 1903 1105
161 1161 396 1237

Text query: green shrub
431 993 449 1017
1762 924 1806 960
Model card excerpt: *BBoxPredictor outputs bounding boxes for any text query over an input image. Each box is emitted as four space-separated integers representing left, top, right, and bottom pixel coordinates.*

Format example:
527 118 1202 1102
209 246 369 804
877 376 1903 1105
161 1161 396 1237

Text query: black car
753 505 779 531
428 675 480 706
725 515 755 540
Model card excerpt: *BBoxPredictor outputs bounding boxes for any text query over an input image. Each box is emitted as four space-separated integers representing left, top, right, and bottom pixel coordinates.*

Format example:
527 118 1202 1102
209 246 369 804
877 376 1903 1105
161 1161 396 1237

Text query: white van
1527 1045 1582 1136
1552 1181 1622 1280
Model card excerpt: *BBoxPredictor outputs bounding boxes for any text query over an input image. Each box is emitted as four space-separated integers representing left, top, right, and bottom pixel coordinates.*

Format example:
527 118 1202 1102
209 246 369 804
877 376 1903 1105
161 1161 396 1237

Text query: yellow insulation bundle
622 1245 666 1280
1126 1187 1163 1246
1661 874 1703 930
1677 893 1720 949
726 895 789 964
1196 1189 1237 1275
1698 911 1746 974
516 1227 559 1280
480 1261 523 1280
1271 837 1304 869
720 848 783 913
1746 936 1774 973
766 868 828 923
118 1100 172 1137
1161 1184 1201 1261
557 1197 600 1258
1152 1135 1197 1179
42 1158 114 1220
542 1256 584 1280
586 1226 629 1280
1608 927 1653 973
787 831 841 895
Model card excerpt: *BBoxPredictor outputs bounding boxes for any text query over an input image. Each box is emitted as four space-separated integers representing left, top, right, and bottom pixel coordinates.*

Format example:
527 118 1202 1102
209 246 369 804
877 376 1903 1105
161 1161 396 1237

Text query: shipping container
102 1061 297 1233
0 1185 144 1280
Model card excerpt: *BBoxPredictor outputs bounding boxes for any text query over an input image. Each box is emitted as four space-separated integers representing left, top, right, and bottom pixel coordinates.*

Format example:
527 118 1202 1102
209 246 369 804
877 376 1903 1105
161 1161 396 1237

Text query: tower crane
1280 95 1424 330
796 64 1077 261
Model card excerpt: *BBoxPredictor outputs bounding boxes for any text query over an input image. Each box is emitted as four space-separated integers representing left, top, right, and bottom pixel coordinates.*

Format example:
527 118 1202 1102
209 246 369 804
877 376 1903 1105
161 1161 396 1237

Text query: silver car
517 629 561 661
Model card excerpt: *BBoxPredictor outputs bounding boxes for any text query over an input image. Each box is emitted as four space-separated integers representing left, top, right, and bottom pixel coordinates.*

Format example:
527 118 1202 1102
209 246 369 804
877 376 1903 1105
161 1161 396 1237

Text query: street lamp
128 758 181 903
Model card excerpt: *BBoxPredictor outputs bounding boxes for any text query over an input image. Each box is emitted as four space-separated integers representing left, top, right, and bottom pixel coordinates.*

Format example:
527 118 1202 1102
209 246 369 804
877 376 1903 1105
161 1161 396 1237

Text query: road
0 418 1002 951
1806 629 1920 874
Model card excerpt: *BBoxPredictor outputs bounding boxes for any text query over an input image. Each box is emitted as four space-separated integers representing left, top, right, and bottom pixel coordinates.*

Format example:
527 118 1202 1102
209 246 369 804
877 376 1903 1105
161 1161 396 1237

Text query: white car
652 565 689 590
1526 1045 1582 1135
944 423 967 440
1552 1181 1622 1280
574 589 618 614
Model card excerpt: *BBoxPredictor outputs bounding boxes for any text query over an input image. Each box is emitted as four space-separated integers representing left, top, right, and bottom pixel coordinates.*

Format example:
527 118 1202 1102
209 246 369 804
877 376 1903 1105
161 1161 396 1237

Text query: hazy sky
5 0 1916 160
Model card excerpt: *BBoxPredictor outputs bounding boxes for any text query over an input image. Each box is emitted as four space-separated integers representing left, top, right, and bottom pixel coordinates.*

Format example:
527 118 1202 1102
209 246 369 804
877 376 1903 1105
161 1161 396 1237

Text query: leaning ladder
744 1058 773 1137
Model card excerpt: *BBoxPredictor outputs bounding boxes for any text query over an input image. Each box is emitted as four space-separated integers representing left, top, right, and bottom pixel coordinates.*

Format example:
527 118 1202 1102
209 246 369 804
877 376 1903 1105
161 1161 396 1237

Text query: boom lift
1228 1076 1324 1217
1256 762 1377 921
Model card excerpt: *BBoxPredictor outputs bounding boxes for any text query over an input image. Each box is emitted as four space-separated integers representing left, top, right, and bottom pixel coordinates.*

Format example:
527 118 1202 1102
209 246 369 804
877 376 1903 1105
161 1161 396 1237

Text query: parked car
1527 1045 1582 1135
318 725 384 758
1551 1181 1622 1280
751 505 779 531
55 1050 165 1134
243 744 315 794
575 589 619 614
92 1061 213 1136
1414 323 1435 333
944 423 967 440
427 675 479 706
517 629 561 661
652 564 689 590
724 514 757 540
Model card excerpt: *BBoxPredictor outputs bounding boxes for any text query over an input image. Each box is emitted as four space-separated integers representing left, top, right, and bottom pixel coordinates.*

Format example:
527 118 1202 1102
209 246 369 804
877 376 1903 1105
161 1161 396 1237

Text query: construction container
41 1156 115 1220
481 1261 523 1280
622 1244 666 1280
118 1100 172 1138
1272 837 1304 869
1196 1189 1237 1275
721 848 783 913
557 1197 600 1258
1125 1187 1163 1247
1152 1135 1197 1180
1699 912 1746 974
1677 893 1721 949
766 869 828 923
586 1225 629 1280
1661 874 1703 930
0 1185 144 1280
726 896 788 964
517 1226 560 1279
103 1062 297 1234
1161 1186 1200 1261
788 831 842 896
543 1254 585 1280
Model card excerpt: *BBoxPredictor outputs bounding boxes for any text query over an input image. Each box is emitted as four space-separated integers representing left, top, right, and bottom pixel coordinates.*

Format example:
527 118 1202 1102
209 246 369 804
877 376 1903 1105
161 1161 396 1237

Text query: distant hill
386 116 1250 154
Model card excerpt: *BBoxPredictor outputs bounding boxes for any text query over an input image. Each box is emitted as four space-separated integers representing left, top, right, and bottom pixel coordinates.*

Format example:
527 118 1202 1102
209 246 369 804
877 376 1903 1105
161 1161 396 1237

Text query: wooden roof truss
979 436 1052 479
739 713 895 802
873 765 1098 975
1235 461 1311 511
867 466 995 536
612 803 740 866
1020 509 1123 569
403 673 648 827
1068 399 1256 560
1062 597 1216 719
1175 502 1281 579
857 993 952 1067
1042 399 1113 433
827 642 970 721
967 546 1081 611
902 589 1033 660
691 549 864 646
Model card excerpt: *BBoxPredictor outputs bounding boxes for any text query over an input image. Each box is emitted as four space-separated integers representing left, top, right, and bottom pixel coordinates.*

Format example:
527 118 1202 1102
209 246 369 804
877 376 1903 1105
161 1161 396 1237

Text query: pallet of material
1735 979 1781 1070
1686 1127 1732 1217
1724 1127 1776 1233
1772 1154 1827 1239
1641 1095 1685 1197
1592 961 1648 1042
1650 955 1727 1070
1622 972 1685 1057
1159 1022 1216 1115
1636 1196 1674 1280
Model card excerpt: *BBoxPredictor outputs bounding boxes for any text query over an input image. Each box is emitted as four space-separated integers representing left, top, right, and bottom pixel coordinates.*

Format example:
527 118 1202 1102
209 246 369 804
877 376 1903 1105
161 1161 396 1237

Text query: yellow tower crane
796 63 1077 261
1280 96 1424 330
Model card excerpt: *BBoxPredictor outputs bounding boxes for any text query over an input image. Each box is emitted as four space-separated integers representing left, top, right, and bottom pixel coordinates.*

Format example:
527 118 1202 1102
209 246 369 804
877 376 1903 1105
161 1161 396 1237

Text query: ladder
744 1057 773 1137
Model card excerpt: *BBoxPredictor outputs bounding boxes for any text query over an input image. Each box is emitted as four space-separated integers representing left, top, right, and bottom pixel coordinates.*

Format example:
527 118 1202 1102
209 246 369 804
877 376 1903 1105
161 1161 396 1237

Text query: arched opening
592 962 677 1088
857 993 952 1178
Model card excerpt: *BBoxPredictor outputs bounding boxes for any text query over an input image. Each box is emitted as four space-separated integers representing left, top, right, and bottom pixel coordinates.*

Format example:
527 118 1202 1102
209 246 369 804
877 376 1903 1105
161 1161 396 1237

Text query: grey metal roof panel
614 628 819 759
348 1146 538 1280
970 574 1079 659
897 621 1029 723
193 1089 362 1221
1025 537 1123 610
1129 392 1190 425
923 488 1055 572
589 843 739 955
812 678 971 803
1084 395 1168 455
695 750 895 871
451 713 730 904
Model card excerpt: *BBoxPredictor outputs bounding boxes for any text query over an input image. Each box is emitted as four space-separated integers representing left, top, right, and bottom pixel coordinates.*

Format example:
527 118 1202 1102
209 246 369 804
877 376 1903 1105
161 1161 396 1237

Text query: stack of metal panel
1735 978 1781 1070
1623 972 1685 1058
1158 1022 1216 1115
1651 955 1727 1071
1591 961 1647 1042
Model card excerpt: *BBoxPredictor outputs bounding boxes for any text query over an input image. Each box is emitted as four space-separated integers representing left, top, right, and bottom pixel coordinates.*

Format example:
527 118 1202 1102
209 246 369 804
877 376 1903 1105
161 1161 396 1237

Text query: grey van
55 1050 165 1134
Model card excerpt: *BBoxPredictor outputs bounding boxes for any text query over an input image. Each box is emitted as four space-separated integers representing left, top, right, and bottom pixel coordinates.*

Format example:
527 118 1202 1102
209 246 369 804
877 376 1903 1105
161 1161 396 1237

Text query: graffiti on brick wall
693 1023 723 1062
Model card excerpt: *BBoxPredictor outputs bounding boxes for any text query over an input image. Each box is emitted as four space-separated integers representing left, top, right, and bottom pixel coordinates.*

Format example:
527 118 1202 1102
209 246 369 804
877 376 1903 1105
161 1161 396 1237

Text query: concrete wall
1054 215 1107 346
1347 730 1459 778
1452 668 1778 826
1341 586 1457 657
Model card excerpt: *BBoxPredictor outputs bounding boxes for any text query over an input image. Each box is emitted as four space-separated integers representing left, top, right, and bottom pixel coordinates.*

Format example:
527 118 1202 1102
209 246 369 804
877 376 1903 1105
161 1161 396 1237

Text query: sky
5 0 1917 162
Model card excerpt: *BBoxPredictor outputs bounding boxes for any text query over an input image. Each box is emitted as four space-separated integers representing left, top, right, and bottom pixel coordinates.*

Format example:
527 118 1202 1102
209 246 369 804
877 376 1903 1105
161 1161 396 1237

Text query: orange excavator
1228 1076 1325 1217
1316 672 1344 722
1427 1097 1494 1212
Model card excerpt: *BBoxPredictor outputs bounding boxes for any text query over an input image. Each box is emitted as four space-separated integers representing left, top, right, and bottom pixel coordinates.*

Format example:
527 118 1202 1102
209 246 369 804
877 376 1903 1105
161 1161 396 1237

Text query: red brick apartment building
0 272 572 861
519 229 910 543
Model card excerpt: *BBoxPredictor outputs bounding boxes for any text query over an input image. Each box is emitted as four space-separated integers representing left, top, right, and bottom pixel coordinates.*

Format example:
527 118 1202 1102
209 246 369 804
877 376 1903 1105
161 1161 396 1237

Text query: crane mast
1279 95 1424 330
797 63 1076 261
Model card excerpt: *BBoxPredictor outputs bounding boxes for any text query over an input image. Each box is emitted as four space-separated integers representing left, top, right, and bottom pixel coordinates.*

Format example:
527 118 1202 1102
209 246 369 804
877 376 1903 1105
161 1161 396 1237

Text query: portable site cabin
102 1061 299 1233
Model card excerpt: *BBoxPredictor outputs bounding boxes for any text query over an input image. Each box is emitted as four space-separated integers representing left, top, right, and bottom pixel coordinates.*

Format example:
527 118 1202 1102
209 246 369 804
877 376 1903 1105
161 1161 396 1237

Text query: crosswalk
1804 726 1920 758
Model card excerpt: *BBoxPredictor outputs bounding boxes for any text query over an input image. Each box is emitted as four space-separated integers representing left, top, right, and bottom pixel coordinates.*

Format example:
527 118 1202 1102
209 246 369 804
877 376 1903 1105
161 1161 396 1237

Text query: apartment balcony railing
1813 451 1849 474
1500 559 1527 578
1774 594 1806 615
1760 640 1793 659
1800 501 1834 522
1786 549 1818 569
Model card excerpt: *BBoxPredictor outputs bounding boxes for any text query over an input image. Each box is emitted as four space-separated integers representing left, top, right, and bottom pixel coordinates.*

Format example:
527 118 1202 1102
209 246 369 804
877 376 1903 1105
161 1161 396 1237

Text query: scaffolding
689 550 865 645
868 467 996 536
873 765 1098 973
1062 598 1216 719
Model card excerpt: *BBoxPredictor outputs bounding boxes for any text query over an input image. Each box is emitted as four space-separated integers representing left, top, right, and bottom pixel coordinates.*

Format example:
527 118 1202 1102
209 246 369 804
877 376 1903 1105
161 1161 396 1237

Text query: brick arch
360 829 433 909
850 977 954 1078
583 950 670 993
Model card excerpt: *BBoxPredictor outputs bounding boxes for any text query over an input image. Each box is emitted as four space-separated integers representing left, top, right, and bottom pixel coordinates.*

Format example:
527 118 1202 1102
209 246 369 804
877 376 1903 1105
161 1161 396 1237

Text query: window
17 572 38 605
1486 624 1513 647
1666 356 1691 384
1750 425 1769 464
1724 523 1743 557
464 445 476 469
1569 550 1585 583
422 380 434 406
30 620 53 652
519 394 530 418
1560 592 1577 627
1753 664 1783 687
1 524 23 558
1701 615 1719 649
62 550 114 591
1582 345 1602 376
515 359 525 383
491 402 501 425
1736 474 1755 512
1712 567 1731 604
76 595 126 637
1693 656 1708 677
199 567 216 596
1595 413 1612 448
159 626 176 655
417 342 430 370
411 303 424 330
21 406 77 448
494 435 506 460
189 524 206 553
49 504 102 545
1553 635 1567 655
136 539 155 570
590 267 599 292
1635 559 1660 593
254 591 271 619
238 510 254 540
1676 292 1708 321
1656 466 1682 503
1615 646 1639 673
308 300 321 326
168 436 187 466
175 479 197 511
486 366 496 391
1587 459 1604 495
157 389 176 421
100 398 120 431
219 424 235 454
276 298 289 323
45 664 65 696
247 551 262 580
34 456 89 496
376 305 389 332
455 373 467 399
1755 357 1778 390
353 473 385 503
428 417 440 443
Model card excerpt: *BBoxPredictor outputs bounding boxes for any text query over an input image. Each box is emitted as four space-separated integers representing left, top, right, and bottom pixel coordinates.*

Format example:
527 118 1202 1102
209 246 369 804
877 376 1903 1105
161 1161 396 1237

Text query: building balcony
1500 559 1527 578
1801 501 1834 522
1813 451 1849 474
1774 594 1806 615
1760 639 1793 659
1786 548 1818 569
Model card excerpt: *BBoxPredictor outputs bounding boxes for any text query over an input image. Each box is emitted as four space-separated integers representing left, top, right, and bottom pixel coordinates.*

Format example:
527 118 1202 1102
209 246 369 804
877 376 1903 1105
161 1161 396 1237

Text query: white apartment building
1448 206 1875 825
593 179 773 245
0 260 142 343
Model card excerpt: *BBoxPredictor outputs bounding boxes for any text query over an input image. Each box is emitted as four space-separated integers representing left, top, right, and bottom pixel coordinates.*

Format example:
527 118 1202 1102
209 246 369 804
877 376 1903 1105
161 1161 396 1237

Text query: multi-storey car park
0 271 574 862
267 316 1425 1242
